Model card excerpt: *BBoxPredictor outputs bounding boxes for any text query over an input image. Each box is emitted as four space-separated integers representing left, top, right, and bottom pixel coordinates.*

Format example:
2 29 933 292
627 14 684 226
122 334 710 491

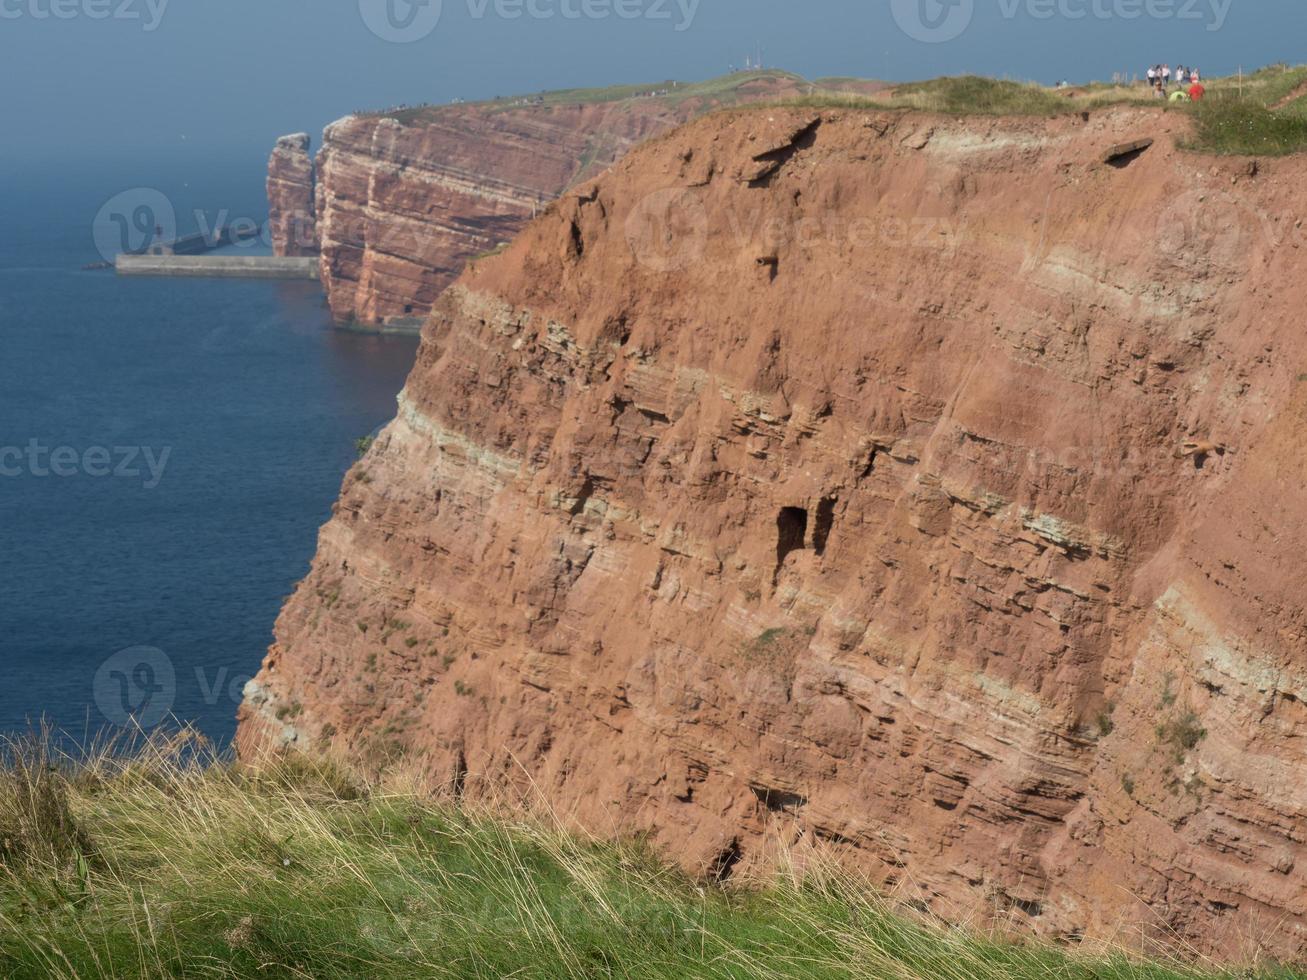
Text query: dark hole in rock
568 477 595 516
1104 138 1154 169
776 506 808 576
709 839 744 882
751 785 808 813
813 497 837 556
1107 146 1149 169
859 448 878 481
1011 896 1043 918
451 749 468 798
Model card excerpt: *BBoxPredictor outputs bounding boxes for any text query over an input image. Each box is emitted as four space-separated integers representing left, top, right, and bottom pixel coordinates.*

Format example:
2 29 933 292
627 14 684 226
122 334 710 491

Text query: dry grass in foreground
0 729 1300 979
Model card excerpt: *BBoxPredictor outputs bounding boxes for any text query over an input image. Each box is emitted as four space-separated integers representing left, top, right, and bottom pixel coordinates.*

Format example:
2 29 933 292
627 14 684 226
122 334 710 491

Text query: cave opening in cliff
709 838 744 883
751 784 808 814
776 506 808 576
813 497 837 556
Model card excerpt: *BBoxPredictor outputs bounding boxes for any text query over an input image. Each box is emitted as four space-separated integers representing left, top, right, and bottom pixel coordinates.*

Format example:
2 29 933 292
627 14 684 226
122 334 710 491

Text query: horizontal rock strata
241 105 1307 960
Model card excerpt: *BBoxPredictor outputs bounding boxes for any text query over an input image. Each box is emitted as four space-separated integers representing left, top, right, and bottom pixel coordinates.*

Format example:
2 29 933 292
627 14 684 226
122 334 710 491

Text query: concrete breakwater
138 225 263 256
115 255 320 279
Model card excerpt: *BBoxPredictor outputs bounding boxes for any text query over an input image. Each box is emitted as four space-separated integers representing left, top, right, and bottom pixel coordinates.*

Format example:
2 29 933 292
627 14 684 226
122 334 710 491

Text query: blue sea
0 158 418 746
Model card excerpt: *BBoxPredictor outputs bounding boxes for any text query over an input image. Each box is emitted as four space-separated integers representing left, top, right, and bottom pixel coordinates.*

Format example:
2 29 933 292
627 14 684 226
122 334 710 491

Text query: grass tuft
0 729 1296 978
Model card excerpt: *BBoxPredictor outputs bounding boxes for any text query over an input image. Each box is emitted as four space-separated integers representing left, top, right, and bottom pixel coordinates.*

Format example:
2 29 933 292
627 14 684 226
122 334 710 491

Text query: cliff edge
271 72 886 330
241 103 1307 959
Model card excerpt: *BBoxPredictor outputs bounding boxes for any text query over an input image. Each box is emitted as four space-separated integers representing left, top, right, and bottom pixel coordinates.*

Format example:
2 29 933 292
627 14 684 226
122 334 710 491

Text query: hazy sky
3 0 1306 174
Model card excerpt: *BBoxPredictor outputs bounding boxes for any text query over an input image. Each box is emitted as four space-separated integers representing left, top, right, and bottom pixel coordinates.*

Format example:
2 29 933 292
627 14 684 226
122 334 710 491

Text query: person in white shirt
1162 64 1171 87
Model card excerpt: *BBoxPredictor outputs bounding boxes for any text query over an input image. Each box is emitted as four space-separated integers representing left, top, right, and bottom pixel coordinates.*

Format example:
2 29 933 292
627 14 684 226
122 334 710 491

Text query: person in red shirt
1189 80 1206 101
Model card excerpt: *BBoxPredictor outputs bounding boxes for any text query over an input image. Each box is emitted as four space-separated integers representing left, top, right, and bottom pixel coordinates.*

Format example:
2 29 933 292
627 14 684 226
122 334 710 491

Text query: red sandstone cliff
266 133 318 257
240 104 1307 959
297 73 884 330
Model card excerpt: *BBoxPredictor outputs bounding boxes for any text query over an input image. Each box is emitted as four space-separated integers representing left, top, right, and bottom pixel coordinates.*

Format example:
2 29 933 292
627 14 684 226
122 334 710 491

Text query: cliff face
305 74 858 330
239 105 1307 959
266 133 318 257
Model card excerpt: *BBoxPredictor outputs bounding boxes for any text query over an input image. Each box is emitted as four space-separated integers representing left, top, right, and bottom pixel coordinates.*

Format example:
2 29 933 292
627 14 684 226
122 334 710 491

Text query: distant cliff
266 133 317 258
267 72 886 331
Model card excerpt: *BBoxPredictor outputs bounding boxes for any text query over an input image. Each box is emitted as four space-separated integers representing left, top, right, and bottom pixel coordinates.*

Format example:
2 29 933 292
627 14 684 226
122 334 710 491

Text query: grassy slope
1180 65 1307 154
370 63 1307 156
380 70 814 124
0 733 1301 979
839 67 1307 156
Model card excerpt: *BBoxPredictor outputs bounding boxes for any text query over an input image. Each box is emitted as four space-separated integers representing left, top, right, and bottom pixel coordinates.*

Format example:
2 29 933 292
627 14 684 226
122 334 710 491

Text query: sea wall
116 255 319 279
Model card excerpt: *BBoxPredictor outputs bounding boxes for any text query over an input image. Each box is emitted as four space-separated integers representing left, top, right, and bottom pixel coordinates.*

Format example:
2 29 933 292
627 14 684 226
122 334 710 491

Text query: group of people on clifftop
1147 64 1206 101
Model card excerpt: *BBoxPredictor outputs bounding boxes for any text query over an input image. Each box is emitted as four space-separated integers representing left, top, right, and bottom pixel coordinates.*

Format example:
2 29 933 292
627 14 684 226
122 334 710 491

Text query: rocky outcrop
267 133 318 257
239 104 1307 960
303 73 880 330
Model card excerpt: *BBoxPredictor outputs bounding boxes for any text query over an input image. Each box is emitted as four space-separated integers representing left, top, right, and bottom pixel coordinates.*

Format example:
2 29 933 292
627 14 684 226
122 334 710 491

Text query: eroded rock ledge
279 74 866 330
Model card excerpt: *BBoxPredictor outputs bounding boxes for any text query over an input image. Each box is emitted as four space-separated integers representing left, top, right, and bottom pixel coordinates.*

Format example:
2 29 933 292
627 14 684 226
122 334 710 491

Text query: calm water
0 161 418 746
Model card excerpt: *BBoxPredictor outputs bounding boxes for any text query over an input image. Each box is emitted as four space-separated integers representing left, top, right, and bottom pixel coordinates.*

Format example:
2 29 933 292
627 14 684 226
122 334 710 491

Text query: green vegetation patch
378 70 811 125
887 76 1075 116
0 730 1297 978
1184 97 1307 155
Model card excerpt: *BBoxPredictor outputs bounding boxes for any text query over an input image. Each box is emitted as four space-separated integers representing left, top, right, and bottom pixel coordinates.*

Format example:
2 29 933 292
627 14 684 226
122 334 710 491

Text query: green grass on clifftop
0 731 1300 979
1185 97 1307 154
380 70 814 124
786 65 1307 156
371 64 1307 156
1181 65 1307 154
881 76 1095 115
